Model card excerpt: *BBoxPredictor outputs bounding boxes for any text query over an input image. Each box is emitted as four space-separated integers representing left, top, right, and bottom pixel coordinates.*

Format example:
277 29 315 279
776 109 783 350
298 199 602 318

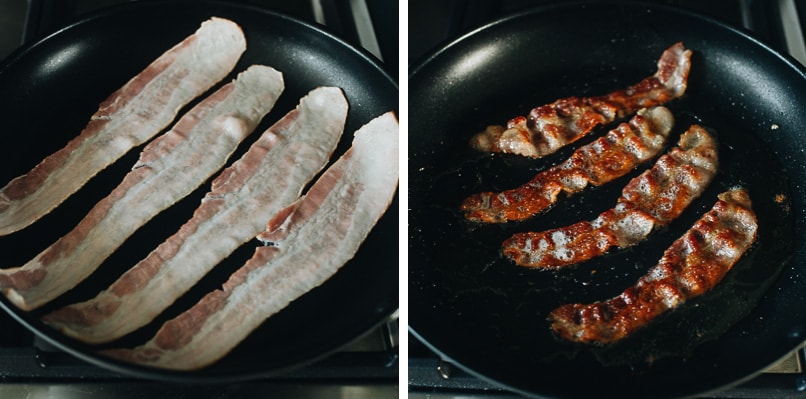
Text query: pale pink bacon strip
0 65 284 311
470 42 691 158
503 125 718 268
0 18 246 235
462 106 674 223
102 112 398 370
43 87 348 343
549 187 757 345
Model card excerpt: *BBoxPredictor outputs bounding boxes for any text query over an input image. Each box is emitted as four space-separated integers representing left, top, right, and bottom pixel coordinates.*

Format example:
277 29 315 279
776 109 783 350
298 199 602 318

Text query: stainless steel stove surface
408 0 806 398
0 0 398 397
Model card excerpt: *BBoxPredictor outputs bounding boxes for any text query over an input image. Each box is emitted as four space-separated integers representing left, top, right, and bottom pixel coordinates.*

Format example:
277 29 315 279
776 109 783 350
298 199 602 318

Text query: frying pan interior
409 2 806 398
0 0 397 382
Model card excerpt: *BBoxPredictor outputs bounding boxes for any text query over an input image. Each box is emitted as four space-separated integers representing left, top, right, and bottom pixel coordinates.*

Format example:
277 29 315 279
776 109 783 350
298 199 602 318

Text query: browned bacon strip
0 65 284 311
0 18 246 235
461 106 674 223
470 42 691 158
503 125 717 268
102 112 398 370
43 87 348 343
548 187 757 345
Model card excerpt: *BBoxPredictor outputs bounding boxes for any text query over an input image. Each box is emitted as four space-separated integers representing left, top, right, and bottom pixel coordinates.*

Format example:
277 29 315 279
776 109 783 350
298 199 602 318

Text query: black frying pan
409 1 806 398
0 0 397 382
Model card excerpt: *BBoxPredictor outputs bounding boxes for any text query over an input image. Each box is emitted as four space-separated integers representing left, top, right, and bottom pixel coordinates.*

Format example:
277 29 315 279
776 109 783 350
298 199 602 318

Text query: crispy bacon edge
469 42 691 158
461 106 674 223
547 187 758 345
502 125 718 268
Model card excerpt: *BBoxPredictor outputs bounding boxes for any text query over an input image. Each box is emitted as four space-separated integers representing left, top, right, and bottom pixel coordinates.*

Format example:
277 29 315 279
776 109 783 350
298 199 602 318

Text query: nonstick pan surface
409 2 806 398
0 0 398 383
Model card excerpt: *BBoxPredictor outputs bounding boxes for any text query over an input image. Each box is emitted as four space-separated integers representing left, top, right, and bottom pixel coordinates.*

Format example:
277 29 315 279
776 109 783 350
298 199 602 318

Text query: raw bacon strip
503 125 717 268
470 42 691 158
548 187 757 345
0 65 284 311
43 87 348 343
0 18 246 235
462 106 674 223
102 112 398 370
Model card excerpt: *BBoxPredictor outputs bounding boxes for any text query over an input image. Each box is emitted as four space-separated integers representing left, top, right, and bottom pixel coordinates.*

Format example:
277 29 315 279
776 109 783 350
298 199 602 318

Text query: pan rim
408 1 806 398
0 0 398 383
3 0 398 90
409 0 806 80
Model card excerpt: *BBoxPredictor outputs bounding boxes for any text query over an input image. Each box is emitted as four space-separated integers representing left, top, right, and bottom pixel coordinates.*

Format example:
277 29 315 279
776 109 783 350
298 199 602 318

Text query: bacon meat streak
503 125 718 268
0 18 246 235
462 106 674 223
43 87 348 343
102 112 399 370
548 187 757 345
469 42 691 158
0 65 284 311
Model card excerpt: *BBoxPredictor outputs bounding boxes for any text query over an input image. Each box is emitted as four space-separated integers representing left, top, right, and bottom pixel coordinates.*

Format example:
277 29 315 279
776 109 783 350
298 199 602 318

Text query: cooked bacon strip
462 106 674 223
43 87 348 343
503 125 717 268
102 112 398 370
548 187 757 345
0 18 246 236
470 42 691 158
0 65 284 311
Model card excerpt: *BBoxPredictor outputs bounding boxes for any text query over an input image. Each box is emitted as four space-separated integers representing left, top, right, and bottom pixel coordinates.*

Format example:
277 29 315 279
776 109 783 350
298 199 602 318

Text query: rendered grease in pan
410 108 795 366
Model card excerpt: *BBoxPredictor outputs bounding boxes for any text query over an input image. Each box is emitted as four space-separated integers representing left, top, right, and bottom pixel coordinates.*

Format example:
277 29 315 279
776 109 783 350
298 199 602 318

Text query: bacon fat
0 65 284 311
101 112 398 370
42 87 348 343
0 18 246 235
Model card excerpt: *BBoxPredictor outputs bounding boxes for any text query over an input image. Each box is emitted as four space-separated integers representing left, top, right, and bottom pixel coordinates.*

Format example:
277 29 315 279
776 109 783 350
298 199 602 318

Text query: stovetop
0 0 398 397
408 0 806 67
408 0 806 398
4 0 806 397
0 0 398 78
